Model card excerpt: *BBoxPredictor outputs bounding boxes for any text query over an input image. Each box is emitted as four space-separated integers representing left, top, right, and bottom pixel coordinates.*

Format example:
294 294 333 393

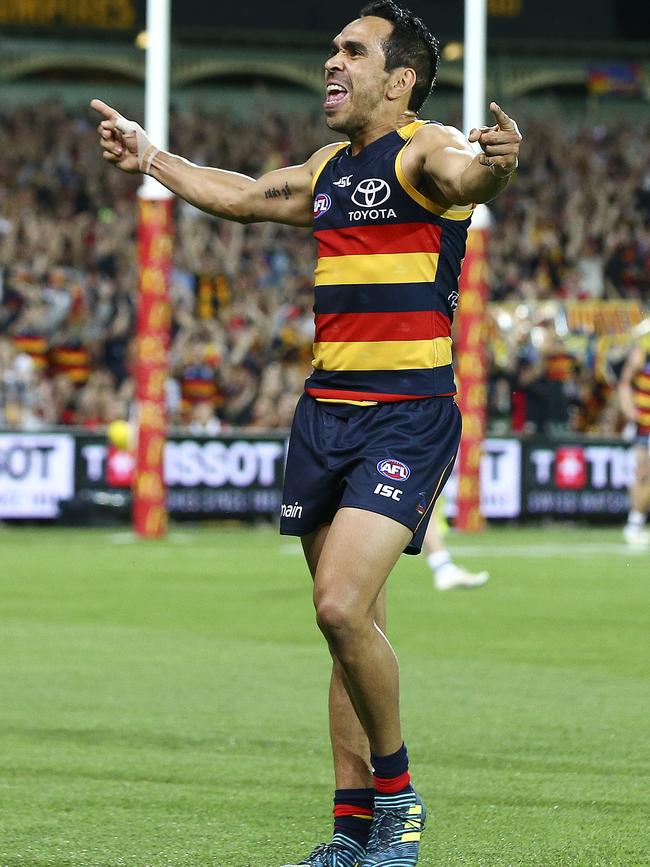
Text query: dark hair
360 1 439 112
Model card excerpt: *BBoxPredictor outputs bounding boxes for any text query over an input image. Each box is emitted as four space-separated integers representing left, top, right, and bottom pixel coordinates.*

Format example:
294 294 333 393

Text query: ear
387 67 417 102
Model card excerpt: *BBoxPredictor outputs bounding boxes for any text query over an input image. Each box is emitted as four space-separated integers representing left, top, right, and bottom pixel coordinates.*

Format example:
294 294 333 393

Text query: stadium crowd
1 100 649 433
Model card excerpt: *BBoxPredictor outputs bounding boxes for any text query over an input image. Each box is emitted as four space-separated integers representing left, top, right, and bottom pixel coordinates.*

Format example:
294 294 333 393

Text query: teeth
327 84 347 93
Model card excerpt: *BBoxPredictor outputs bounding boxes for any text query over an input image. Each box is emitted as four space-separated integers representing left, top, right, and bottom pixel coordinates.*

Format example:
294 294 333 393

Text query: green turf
0 524 649 867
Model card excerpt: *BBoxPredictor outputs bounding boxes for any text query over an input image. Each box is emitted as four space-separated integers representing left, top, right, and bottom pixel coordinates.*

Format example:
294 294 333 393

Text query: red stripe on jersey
315 310 452 343
315 222 442 258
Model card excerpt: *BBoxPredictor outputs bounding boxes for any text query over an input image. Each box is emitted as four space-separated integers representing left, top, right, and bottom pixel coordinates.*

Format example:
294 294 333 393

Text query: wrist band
141 144 160 175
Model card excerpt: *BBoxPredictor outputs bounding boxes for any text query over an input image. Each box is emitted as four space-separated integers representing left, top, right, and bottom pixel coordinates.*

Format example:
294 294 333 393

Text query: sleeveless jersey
632 340 650 434
304 120 473 403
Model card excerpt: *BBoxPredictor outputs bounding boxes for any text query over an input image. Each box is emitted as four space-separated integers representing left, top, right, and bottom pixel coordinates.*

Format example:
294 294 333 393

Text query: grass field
1 524 649 867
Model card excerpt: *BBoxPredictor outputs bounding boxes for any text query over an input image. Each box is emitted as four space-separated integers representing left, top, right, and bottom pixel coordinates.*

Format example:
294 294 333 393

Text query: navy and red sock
370 742 413 795
331 744 413 851
333 787 374 849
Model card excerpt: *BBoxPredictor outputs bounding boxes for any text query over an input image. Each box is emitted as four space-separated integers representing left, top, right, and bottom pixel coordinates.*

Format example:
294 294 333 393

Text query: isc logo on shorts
377 459 411 481
374 483 402 502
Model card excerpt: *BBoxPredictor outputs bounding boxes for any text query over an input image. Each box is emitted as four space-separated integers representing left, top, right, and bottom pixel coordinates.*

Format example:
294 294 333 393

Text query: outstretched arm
403 102 522 208
90 99 332 227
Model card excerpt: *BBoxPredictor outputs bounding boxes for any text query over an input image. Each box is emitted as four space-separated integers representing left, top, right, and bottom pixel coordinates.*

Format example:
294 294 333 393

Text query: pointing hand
90 98 158 174
468 102 521 178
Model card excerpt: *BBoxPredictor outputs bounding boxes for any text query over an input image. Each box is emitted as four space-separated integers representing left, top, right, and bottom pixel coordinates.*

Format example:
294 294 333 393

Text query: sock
427 550 451 572
371 743 412 794
333 788 374 849
627 510 646 527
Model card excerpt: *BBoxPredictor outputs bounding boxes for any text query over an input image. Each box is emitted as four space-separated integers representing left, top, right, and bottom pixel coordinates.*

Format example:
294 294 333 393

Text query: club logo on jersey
377 459 411 481
313 193 332 219
351 178 391 208
334 175 353 188
416 492 428 515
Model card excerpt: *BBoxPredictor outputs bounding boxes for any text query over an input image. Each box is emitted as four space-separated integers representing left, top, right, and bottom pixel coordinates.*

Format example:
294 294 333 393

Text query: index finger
489 101 515 131
90 98 120 121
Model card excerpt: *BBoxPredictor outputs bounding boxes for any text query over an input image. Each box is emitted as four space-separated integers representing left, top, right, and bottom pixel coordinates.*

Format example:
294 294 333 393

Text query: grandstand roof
0 0 649 46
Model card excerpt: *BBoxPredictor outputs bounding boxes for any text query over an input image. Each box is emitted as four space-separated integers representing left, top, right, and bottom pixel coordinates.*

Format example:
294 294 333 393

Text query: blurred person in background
423 499 489 590
618 329 650 548
90 2 521 866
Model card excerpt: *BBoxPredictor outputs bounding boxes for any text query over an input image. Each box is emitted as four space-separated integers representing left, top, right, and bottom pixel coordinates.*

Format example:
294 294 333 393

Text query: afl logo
377 459 411 481
313 193 331 218
352 178 391 208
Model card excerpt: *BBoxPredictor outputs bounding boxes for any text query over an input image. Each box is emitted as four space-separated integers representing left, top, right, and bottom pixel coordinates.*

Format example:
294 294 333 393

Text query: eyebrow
329 39 368 56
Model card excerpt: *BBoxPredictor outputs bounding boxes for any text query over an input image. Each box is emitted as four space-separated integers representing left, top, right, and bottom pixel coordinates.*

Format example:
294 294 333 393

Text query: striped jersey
632 339 650 434
304 119 473 404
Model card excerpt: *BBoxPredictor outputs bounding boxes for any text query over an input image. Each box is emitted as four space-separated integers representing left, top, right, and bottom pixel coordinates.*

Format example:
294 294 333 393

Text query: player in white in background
423 499 489 590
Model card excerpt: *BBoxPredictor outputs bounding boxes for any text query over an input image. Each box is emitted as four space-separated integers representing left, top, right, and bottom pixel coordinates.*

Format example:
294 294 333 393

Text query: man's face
323 16 394 135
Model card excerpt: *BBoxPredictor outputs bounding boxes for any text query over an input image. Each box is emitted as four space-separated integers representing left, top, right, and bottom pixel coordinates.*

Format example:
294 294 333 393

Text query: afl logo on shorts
377 459 411 481
313 193 331 219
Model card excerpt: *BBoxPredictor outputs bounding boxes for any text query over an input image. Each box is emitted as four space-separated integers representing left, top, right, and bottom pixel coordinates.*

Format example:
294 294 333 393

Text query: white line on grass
444 542 647 558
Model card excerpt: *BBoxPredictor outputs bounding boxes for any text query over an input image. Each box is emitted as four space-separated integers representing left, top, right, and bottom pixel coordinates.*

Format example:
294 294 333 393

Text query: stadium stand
0 102 648 433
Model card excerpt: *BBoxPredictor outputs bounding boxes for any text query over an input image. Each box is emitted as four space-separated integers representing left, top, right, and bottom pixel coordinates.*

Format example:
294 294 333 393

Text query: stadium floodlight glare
140 0 171 201
463 0 487 135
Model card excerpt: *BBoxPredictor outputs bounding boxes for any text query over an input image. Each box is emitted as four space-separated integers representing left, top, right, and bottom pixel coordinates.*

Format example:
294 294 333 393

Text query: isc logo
377 459 411 481
374 483 402 501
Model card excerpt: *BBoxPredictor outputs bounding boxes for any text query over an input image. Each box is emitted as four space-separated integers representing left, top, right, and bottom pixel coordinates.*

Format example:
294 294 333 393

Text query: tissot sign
0 433 74 517
77 434 286 517
444 438 521 520
0 432 635 522
523 442 634 516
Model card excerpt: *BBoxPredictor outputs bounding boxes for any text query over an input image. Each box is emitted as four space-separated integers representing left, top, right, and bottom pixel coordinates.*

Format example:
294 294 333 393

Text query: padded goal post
454 207 490 532
133 0 172 538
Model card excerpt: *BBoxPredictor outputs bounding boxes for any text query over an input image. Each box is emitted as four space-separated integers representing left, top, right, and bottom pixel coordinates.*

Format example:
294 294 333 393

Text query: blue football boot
361 790 426 866
281 834 366 867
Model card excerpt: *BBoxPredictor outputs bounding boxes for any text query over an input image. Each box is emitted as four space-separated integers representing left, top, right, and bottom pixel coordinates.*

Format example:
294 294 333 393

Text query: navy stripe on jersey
306 366 456 397
314 283 449 315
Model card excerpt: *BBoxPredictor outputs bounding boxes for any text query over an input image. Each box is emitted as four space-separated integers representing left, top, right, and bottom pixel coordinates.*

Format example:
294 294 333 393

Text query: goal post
133 0 173 538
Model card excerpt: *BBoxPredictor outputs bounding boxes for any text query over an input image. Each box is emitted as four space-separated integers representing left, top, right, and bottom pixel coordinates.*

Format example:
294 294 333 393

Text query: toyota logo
351 178 391 208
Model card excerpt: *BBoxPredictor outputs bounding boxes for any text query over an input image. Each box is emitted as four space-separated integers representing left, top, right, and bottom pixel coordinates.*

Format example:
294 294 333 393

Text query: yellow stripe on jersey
311 142 349 194
395 146 474 221
396 119 429 141
315 398 378 406
634 391 650 408
634 372 650 390
313 337 452 371
315 252 439 286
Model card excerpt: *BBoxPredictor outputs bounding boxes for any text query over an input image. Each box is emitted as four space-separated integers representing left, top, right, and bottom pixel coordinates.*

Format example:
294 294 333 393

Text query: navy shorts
280 394 462 555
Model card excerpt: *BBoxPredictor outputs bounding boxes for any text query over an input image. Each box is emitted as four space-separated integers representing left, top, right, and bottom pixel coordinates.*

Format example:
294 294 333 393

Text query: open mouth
325 82 349 108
